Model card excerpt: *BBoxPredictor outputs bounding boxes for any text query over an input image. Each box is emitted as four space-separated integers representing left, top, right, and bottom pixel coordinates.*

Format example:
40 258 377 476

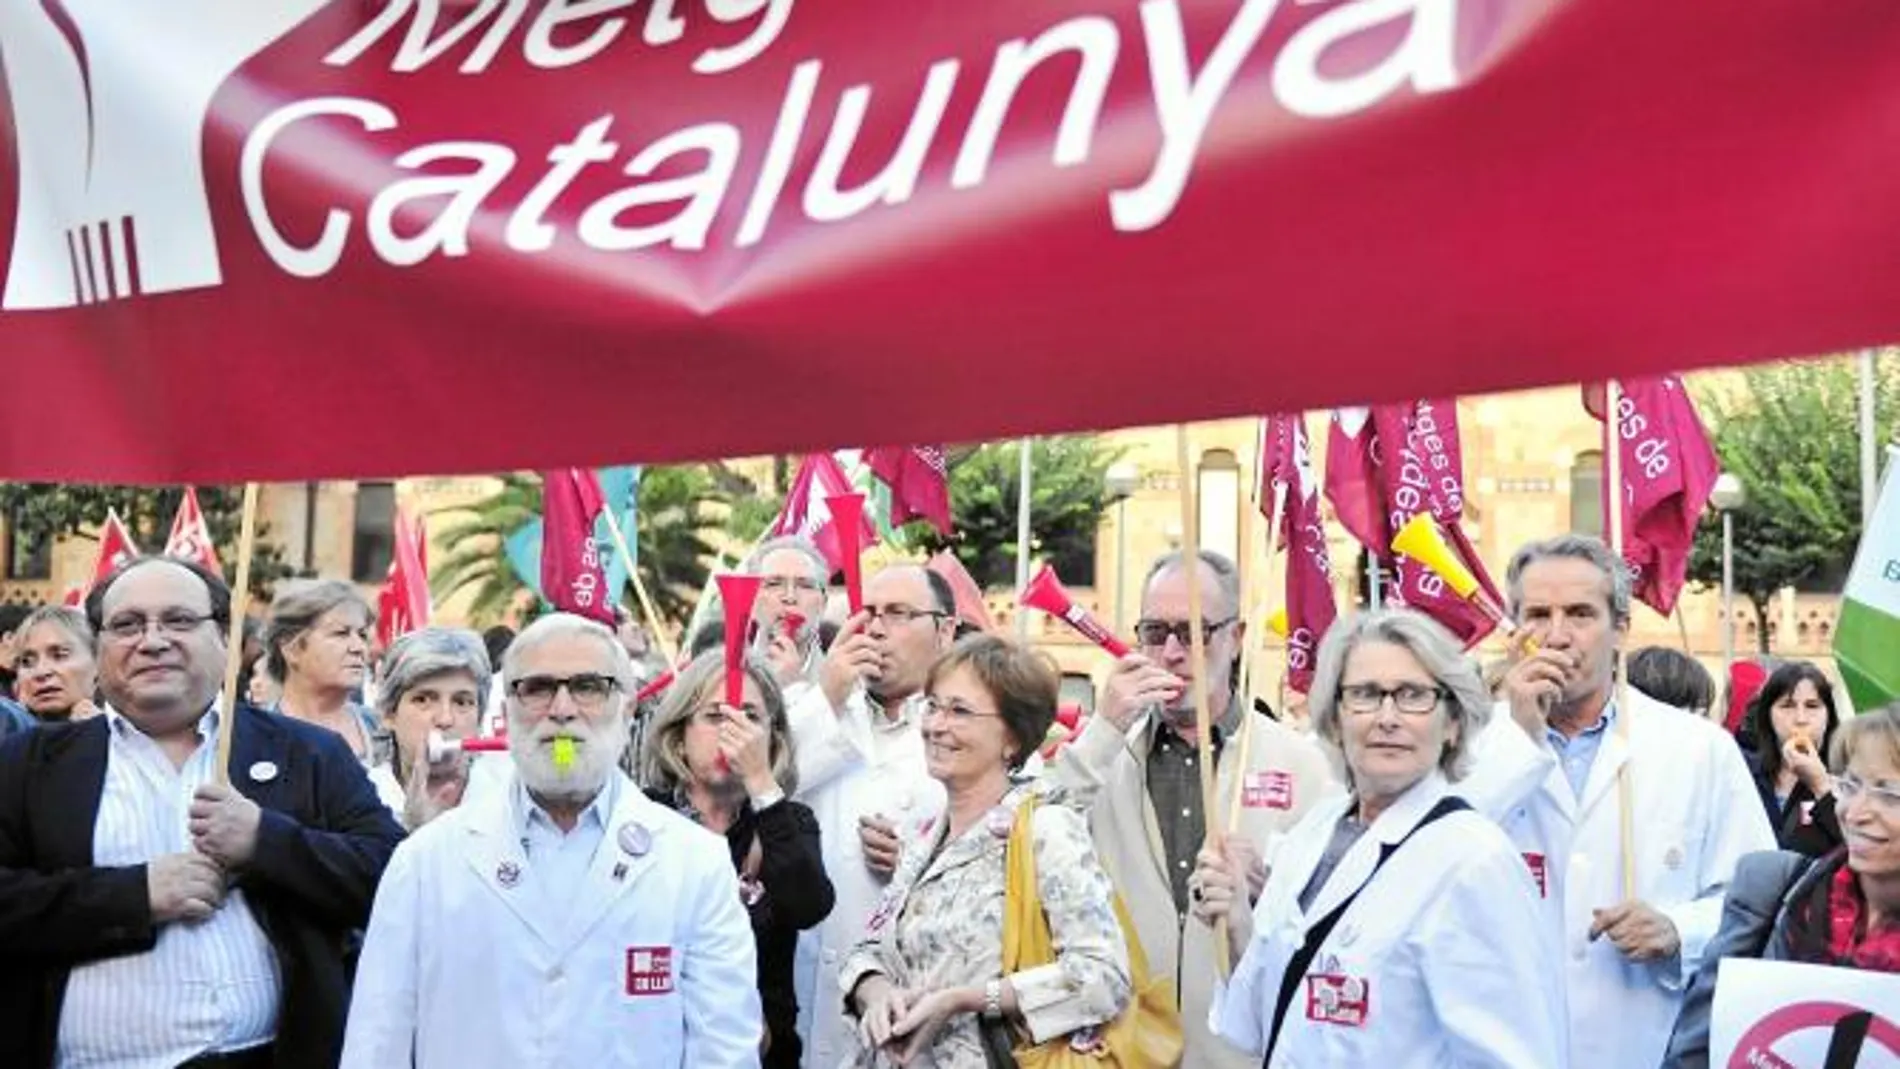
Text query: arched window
1570 450 1604 538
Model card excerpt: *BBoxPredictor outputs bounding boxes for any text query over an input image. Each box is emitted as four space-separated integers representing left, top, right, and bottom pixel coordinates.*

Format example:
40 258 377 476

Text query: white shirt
57 707 282 1069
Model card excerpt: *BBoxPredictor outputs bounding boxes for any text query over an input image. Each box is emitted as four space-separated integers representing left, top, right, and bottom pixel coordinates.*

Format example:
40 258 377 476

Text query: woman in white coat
1190 609 1566 1068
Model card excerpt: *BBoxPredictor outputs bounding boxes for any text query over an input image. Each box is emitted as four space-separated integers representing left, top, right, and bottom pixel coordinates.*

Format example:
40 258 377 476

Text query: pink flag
541 469 613 624
1260 415 1336 693
376 509 430 648
1371 403 1498 646
866 446 953 536
1591 376 1719 614
163 487 223 579
1324 409 1388 556
771 454 879 576
927 551 996 633
79 509 142 600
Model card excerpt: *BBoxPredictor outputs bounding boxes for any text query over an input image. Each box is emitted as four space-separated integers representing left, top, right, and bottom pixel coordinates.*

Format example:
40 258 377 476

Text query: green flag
1835 445 1900 713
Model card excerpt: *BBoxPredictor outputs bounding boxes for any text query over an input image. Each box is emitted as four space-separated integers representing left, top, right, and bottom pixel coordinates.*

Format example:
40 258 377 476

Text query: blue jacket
0 697 32 738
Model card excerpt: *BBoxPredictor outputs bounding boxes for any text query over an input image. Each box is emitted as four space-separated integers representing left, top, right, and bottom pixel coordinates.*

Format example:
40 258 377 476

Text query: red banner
1259 415 1335 693
376 507 430 648
1 3 1896 481
866 446 953 536
163 487 224 578
541 468 613 623
1589 376 1719 615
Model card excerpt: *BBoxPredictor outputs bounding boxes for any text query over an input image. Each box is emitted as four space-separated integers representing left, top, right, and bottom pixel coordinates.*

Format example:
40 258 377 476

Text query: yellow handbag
995 796 1185 1069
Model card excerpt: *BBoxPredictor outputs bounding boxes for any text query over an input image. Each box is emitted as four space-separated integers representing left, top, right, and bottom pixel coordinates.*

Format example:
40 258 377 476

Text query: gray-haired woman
1190 609 1565 1068
265 579 384 763
641 649 834 1068
10 604 99 721
367 627 493 828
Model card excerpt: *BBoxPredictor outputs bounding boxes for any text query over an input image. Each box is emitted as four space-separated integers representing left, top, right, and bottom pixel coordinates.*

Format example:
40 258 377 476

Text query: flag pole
1605 380 1637 902
1175 425 1228 975
1014 438 1034 638
1861 348 1880 526
595 503 680 666
214 484 261 785
1229 453 1284 831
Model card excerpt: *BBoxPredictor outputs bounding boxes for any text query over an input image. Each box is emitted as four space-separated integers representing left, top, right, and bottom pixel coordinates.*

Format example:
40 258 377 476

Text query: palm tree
429 468 725 629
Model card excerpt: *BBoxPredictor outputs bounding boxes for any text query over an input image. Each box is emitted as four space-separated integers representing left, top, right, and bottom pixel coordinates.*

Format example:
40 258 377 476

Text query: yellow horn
1391 514 1480 599
1266 607 1289 639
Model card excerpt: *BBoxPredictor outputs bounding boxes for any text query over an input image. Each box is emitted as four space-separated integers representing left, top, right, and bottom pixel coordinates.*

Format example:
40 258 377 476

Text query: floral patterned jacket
837 785 1131 1069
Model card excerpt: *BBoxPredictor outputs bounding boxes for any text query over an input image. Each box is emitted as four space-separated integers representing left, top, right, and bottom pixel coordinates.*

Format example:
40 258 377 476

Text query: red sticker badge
1242 770 1294 811
1305 974 1370 1027
1523 853 1548 898
625 947 674 996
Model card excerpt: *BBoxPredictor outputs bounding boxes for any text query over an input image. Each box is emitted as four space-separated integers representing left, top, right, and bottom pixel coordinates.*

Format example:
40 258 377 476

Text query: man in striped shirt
0 556 404 1069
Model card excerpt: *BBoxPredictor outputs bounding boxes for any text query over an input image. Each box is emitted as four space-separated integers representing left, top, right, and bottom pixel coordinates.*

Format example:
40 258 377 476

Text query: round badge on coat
248 761 278 783
496 861 521 888
985 807 1014 839
619 824 653 857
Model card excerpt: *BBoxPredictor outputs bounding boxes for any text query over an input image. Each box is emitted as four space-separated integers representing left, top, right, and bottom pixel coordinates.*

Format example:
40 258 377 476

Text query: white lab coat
339 767 762 1069
1210 772 1567 1068
785 683 946 1069
1458 687 1775 1069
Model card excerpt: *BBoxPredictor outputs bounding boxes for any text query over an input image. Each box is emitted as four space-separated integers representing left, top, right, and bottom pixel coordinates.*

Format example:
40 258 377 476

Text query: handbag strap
1262 796 1470 1063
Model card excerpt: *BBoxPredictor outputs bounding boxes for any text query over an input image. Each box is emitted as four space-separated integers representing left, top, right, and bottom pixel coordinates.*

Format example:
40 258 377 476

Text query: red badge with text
625 947 674 996
1523 853 1549 898
1242 770 1294 811
1305 974 1370 1027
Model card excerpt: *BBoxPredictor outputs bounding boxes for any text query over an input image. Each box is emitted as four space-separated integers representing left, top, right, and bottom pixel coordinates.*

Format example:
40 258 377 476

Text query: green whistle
552 737 577 773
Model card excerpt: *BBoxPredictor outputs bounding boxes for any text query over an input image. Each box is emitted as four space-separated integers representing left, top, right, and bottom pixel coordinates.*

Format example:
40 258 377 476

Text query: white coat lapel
1298 774 1449 926
1576 710 1633 822
559 784 666 956
460 785 564 951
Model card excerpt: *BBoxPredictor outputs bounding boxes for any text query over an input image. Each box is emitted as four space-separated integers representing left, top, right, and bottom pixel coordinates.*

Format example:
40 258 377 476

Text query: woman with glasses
841 634 1131 1068
640 649 833 1068
366 627 494 828
1190 610 1564 1068
1741 661 1844 857
1665 702 1900 1068
264 579 385 765
9 605 100 721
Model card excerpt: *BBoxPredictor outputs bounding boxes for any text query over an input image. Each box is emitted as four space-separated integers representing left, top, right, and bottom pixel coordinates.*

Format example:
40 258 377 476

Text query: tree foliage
430 467 724 628
910 437 1124 589
1686 356 1899 652
0 483 292 597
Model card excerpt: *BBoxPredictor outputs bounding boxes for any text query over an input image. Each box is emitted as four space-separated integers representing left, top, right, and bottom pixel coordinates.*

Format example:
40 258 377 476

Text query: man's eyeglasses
1133 618 1235 649
864 605 947 627
1339 683 1449 717
101 610 218 644
1834 774 1900 813
761 576 823 597
921 696 1001 722
508 673 620 711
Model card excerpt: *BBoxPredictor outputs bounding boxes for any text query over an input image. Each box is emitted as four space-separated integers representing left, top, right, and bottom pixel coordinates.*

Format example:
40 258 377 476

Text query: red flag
866 446 953 536
926 551 996 634
1324 409 1387 556
376 509 430 648
1590 376 1719 614
1260 415 1336 693
163 487 223 578
75 508 142 601
771 454 879 576
541 469 613 624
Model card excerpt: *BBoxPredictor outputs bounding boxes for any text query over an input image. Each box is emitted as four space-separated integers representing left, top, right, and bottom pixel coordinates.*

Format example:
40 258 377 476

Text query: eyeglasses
1338 683 1449 717
508 673 620 711
1133 618 1236 648
1834 774 1900 813
102 609 218 644
921 696 1002 723
864 605 947 627
761 576 822 597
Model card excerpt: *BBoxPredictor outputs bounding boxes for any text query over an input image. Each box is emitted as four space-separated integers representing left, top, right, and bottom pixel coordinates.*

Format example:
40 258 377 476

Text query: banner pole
1174 425 1228 976
1605 380 1637 903
596 503 680 665
1015 438 1034 638
214 484 261 786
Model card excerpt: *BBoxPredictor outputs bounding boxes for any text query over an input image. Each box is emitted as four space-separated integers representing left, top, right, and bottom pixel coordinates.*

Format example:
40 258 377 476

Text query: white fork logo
0 0 328 310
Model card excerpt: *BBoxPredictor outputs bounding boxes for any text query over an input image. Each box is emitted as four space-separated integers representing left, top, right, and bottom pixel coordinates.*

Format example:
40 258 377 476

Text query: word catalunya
237 0 1479 276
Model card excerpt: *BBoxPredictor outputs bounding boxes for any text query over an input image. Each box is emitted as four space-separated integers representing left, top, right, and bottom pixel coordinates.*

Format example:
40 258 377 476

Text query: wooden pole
595 502 680 665
1229 479 1285 831
1175 426 1227 974
1605 380 1638 902
214 484 261 785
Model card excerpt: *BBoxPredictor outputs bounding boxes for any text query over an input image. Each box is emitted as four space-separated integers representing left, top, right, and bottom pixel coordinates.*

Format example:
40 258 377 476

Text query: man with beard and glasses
1046 549 1338 1069
340 613 760 1068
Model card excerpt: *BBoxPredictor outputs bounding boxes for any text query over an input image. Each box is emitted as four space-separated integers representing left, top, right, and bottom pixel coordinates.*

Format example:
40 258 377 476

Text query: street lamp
1105 462 1142 633
1710 472 1747 674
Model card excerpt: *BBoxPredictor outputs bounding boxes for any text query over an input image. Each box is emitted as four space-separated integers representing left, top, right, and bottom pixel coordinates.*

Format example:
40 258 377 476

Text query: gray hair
1143 549 1241 618
639 649 796 796
1307 609 1493 785
1505 534 1632 628
503 612 636 693
16 605 95 657
376 627 493 723
742 536 830 590
265 579 375 681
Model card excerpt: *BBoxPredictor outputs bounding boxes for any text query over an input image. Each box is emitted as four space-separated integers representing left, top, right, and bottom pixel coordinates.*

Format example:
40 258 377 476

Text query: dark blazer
0 704 405 1069
1745 752 1844 857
